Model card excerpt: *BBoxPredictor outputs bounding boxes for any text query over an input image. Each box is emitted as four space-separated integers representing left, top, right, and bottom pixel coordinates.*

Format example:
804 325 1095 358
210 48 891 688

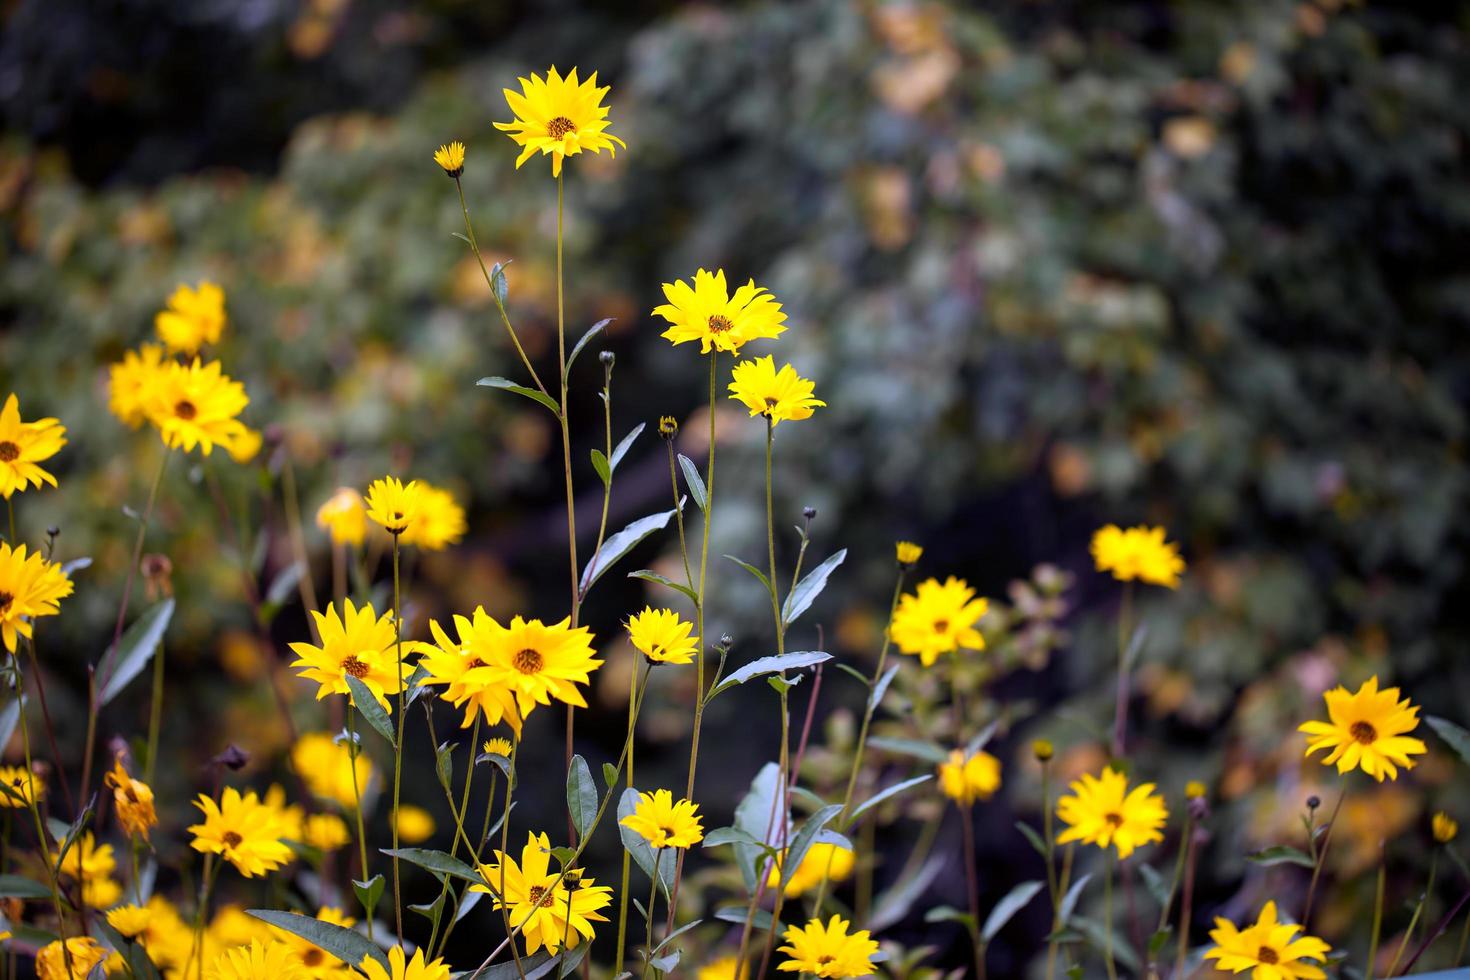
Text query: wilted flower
1432 811 1458 844
105 756 158 840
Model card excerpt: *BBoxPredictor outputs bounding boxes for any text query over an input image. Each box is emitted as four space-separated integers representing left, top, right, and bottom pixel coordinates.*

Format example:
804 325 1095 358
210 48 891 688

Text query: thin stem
1175 826 1201 978
427 714 481 954
642 848 663 979
496 739 528 980
16 658 72 950
279 454 321 633
614 660 640 974
664 441 695 593
554 171 580 848
390 535 405 943
144 640 166 787
346 708 374 941
1386 852 1435 977
23 637 73 817
1103 851 1119 980
1111 583 1133 759
960 804 985 979
1303 787 1346 928
1403 885 1470 974
1368 845 1386 980
1045 846 1076 980
189 856 221 980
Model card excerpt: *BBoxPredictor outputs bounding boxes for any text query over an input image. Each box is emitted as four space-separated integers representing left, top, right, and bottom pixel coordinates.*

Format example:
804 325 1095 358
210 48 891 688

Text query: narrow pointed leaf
567 755 597 839
722 555 771 593
677 455 707 511
380 848 482 884
477 377 560 415
247 909 389 971
982 880 1044 942
710 652 831 698
1428 716 1470 766
779 805 844 892
580 502 683 594
609 423 646 473
344 677 395 746
868 664 901 714
98 599 175 706
846 775 931 827
782 549 847 627
627 570 698 604
590 450 611 488
564 318 614 382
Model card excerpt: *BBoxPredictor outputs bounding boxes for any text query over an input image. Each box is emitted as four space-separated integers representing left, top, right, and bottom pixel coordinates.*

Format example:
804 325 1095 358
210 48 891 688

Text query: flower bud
1032 739 1054 762
895 541 923 567
658 416 679 440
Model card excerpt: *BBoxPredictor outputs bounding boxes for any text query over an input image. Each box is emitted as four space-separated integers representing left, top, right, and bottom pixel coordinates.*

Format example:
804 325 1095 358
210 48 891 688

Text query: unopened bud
599 350 615 367
802 506 817 521
1307 795 1321 811
658 416 678 440
214 744 249 771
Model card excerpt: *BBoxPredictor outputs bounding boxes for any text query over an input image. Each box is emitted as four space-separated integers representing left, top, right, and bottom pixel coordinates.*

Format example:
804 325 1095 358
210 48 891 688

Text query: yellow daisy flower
226 426 263 464
0 765 44 808
302 813 351 852
316 488 367 548
107 343 168 428
263 783 307 846
697 956 746 980
272 907 357 978
36 937 108 980
289 599 411 710
888 576 988 667
494 66 625 178
105 756 158 840
106 903 153 939
470 614 602 718
0 394 66 498
155 281 226 354
1090 524 1185 589
776 915 879 978
52 832 122 908
895 541 923 566
483 737 514 757
290 732 374 809
188 787 294 878
395 805 435 844
1204 900 1331 980
355 946 451 980
938 748 1002 806
433 141 466 177
727 356 825 426
210 902 275 948
399 482 466 551
144 357 250 456
0 542 73 654
1433 811 1458 844
207 938 306 980
766 842 854 898
1056 766 1168 859
471 831 613 956
625 607 698 665
619 789 704 849
364 477 422 536
417 609 525 736
1299 675 1427 782
654 268 788 354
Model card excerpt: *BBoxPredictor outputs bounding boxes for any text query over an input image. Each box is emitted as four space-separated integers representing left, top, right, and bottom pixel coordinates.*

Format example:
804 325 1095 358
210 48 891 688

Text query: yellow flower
727 356 825 426
619 789 704 849
1090 524 1185 589
188 787 294 878
106 903 153 939
303 813 351 852
155 281 227 354
1056 766 1168 859
210 903 274 948
1204 900 1331 980
272 907 357 978
654 269 788 355
395 805 435 844
0 542 73 654
1185 780 1207 800
36 937 108 980
494 66 625 178
766 842 854 898
625 607 698 665
364 477 422 536
417 610 525 736
0 765 44 807
289 599 411 710
399 482 466 551
1298 676 1427 782
1433 812 1458 844
0 394 66 498
895 541 923 566
227 427 264 464
144 358 250 456
52 832 121 909
106 896 193 971
105 756 157 840
889 576 987 667
462 614 602 719
433 141 466 177
108 343 168 428
1032 740 1055 762
355 946 451 980
776 915 879 978
263 784 306 847
207 938 307 980
697 956 746 980
483 737 513 757
290 732 374 809
471 831 613 955
316 488 367 548
938 749 1002 806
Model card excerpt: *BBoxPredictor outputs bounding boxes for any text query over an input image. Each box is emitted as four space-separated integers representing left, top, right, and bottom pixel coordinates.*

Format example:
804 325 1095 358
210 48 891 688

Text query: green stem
961 803 985 979
614 660 640 975
495 739 528 980
390 534 405 943
1103 851 1119 980
1110 582 1133 760
428 714 481 954
1386 853 1435 978
16 657 71 954
144 640 166 786
1368 848 1386 980
1303 787 1346 928
1045 846 1075 980
642 848 663 979
346 707 374 942
665 441 695 594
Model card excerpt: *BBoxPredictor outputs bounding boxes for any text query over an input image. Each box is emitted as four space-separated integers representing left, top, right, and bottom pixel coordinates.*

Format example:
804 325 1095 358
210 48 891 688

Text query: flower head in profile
494 66 625 178
728 357 825 426
303 813 351 852
289 599 410 710
1204 900 1331 980
106 756 158 840
433 141 466 178
316 488 367 548
399 482 466 551
226 427 263 464
364 477 422 536
106 897 193 970
36 937 109 980
291 732 375 809
189 787 293 878
156 281 227 354
270 907 356 978
654 269 788 354
0 394 66 498
697 957 746 980
483 737 514 758
417 609 525 736
620 789 704 849
1090 524 1185 589
776 915 879 978
1298 676 1426 782
52 832 122 908
889 576 988 667
355 946 451 980
1433 811 1458 844
0 542 74 653
625 607 698 665
108 343 168 428
0 765 43 808
895 541 923 567
472 831 613 955
208 938 307 980
469 614 602 718
766 842 854 898
395 805 435 844
939 748 1002 806
144 358 250 456
1056 766 1168 859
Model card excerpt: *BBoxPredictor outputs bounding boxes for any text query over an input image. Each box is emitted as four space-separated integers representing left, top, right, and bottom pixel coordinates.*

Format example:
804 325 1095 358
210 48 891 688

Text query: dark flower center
1256 946 1279 965
303 949 324 966
174 400 197 420
0 442 18 462
513 648 544 674
1104 812 1124 828
527 884 555 908
707 314 734 334
1350 720 1378 744
546 116 576 139
341 655 370 678
223 831 243 848
933 619 950 632
0 592 12 614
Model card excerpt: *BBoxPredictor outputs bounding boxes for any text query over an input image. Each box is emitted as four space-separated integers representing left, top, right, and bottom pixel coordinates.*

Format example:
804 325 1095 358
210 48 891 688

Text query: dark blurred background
3 0 1470 975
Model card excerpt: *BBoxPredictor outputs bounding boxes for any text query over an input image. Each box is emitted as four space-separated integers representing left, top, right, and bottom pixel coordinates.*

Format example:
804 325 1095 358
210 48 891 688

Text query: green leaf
477 750 513 781
722 554 771 593
779 805 844 893
567 754 597 839
0 697 23 763
1058 873 1093 926
1015 821 1047 858
1123 623 1148 670
627 570 698 604
50 800 95 874
564 318 614 382
93 917 161 980
0 874 53 899
477 376 560 415
435 741 456 793
833 662 870 686
602 762 620 793
710 652 831 698
925 905 975 928
733 763 785 892
609 423 646 472
866 736 949 765
983 880 1044 942
677 455 707 511
618 788 675 898
479 951 559 980
846 775 931 827
590 450 611 488
965 720 1000 755
1246 845 1315 868
649 949 680 974
265 561 305 607
543 846 577 868
345 677 395 745
409 891 445 931
1138 862 1170 910
652 918 705 956
247 909 388 971
97 599 175 706
580 502 683 595
713 905 775 931
782 549 847 627
1427 716 1470 766
868 664 900 714
556 944 589 979
702 827 768 850
1148 927 1173 956
380 848 482 884
1072 915 1139 972
489 261 510 306
351 875 384 920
